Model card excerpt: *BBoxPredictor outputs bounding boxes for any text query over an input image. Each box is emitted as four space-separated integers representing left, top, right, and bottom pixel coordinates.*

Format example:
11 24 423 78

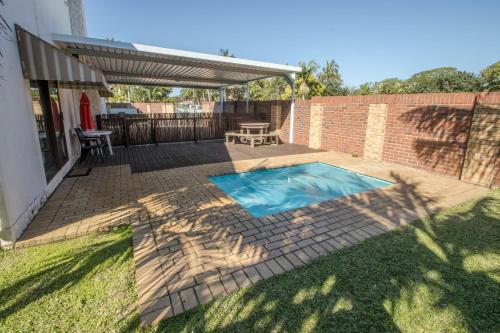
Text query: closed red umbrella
80 92 95 130
50 98 63 131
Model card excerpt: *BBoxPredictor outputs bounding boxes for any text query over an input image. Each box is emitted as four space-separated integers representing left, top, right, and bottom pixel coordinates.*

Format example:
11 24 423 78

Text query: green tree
268 77 288 100
339 86 356 96
248 77 288 101
149 87 174 102
219 48 234 57
356 82 374 95
217 48 247 101
480 61 500 91
131 86 173 102
372 78 408 94
180 88 218 104
109 85 172 103
319 60 343 96
248 80 268 100
108 85 129 102
296 60 323 99
406 67 482 93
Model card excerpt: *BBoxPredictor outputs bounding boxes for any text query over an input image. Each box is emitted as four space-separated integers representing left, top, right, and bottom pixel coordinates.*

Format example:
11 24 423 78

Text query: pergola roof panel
53 34 300 88
105 75 223 88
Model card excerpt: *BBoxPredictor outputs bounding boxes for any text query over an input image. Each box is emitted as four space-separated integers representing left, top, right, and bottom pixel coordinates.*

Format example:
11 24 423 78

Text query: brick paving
82 141 321 173
16 143 488 326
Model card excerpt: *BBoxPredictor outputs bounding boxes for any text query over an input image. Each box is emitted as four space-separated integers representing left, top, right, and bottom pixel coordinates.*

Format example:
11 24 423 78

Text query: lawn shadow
14 136 494 331
0 226 132 321
155 189 499 332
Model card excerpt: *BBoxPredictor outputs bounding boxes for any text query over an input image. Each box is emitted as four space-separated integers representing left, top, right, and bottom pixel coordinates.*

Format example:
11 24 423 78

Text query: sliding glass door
30 81 68 182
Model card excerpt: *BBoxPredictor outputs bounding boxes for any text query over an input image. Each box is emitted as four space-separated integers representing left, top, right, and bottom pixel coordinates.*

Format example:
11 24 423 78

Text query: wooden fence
95 113 264 146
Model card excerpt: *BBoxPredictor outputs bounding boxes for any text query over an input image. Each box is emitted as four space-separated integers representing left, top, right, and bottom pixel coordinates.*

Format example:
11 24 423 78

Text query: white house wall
0 0 89 246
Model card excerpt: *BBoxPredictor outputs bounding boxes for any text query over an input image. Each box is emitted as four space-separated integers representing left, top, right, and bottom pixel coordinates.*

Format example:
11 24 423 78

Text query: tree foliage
109 56 499 104
179 88 218 104
480 61 500 91
354 64 497 95
109 85 173 103
296 61 324 99
405 67 482 93
373 78 408 94
319 60 343 96
249 77 288 101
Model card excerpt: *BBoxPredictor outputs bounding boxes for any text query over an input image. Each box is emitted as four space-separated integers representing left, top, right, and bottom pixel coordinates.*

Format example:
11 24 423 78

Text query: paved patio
82 141 321 173
17 142 488 326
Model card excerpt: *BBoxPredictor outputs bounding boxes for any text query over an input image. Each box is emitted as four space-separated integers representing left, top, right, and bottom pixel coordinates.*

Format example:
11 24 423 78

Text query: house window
30 81 68 182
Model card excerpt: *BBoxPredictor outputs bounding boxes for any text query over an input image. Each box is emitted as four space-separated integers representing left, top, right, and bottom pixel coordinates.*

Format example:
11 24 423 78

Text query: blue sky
86 0 500 88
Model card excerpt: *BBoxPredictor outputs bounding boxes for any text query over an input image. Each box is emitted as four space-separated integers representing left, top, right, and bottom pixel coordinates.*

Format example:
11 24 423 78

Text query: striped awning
15 25 111 95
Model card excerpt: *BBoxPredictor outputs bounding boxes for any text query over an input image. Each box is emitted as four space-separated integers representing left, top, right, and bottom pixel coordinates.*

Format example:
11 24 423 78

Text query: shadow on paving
81 141 322 173
155 191 500 332
16 133 493 331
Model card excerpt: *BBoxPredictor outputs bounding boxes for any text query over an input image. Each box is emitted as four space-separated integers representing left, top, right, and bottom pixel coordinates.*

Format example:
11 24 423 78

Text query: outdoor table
240 122 270 135
83 130 113 156
239 122 271 145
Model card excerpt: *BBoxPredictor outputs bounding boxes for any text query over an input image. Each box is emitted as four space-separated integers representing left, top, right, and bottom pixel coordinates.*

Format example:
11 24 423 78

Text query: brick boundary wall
108 93 499 187
381 94 476 177
280 92 500 187
364 104 388 161
461 93 500 187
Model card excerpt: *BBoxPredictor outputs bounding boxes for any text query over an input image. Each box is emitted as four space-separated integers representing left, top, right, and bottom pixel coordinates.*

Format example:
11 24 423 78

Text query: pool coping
209 160 395 184
209 161 397 218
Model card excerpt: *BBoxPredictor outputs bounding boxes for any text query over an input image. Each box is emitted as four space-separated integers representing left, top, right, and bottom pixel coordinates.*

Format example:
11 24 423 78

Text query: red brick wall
294 100 311 145
382 93 476 177
293 93 500 180
280 101 291 143
467 93 500 187
132 103 151 113
313 96 370 156
277 100 307 144
108 102 169 113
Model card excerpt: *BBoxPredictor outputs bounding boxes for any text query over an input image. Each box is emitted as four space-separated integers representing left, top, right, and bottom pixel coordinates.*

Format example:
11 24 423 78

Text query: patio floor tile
15 144 488 324
194 283 213 305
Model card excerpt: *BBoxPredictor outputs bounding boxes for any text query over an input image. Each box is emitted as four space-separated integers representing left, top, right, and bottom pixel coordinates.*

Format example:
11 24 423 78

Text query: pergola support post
219 87 224 113
285 73 296 143
245 82 249 113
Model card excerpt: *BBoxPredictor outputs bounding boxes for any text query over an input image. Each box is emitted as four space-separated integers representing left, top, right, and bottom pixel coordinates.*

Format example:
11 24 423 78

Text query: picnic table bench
225 131 280 148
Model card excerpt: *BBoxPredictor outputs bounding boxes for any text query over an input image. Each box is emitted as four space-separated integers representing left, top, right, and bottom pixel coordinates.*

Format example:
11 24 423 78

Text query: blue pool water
210 162 393 218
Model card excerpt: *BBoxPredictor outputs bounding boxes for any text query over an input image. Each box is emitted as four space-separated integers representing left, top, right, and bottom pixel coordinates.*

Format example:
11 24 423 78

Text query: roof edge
52 33 301 73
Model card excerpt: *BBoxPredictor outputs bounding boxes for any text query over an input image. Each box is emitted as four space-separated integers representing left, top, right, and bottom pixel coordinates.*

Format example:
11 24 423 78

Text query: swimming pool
209 162 393 218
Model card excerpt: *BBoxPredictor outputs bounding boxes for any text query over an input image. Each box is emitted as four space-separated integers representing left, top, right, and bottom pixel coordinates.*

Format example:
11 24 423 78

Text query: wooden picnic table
239 122 271 135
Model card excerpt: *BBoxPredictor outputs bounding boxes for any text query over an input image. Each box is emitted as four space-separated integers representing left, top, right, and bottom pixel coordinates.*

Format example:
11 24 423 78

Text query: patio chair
74 127 107 162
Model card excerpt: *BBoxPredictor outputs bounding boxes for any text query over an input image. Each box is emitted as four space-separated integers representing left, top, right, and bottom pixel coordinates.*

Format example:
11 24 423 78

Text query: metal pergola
52 34 300 142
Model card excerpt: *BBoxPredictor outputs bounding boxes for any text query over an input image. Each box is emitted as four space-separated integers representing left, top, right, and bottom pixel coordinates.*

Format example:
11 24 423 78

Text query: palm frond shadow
156 191 499 333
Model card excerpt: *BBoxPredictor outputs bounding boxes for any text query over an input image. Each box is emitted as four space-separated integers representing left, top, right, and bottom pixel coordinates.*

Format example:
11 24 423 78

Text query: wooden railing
95 113 264 146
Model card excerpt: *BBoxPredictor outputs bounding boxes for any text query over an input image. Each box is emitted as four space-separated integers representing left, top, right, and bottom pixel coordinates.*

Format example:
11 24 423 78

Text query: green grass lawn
1 190 499 333
0 226 139 333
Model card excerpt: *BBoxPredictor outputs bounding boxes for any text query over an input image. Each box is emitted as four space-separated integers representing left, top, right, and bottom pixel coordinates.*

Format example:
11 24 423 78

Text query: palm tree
319 60 343 96
319 60 342 84
219 48 235 58
297 61 320 99
297 81 310 100
218 48 245 101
